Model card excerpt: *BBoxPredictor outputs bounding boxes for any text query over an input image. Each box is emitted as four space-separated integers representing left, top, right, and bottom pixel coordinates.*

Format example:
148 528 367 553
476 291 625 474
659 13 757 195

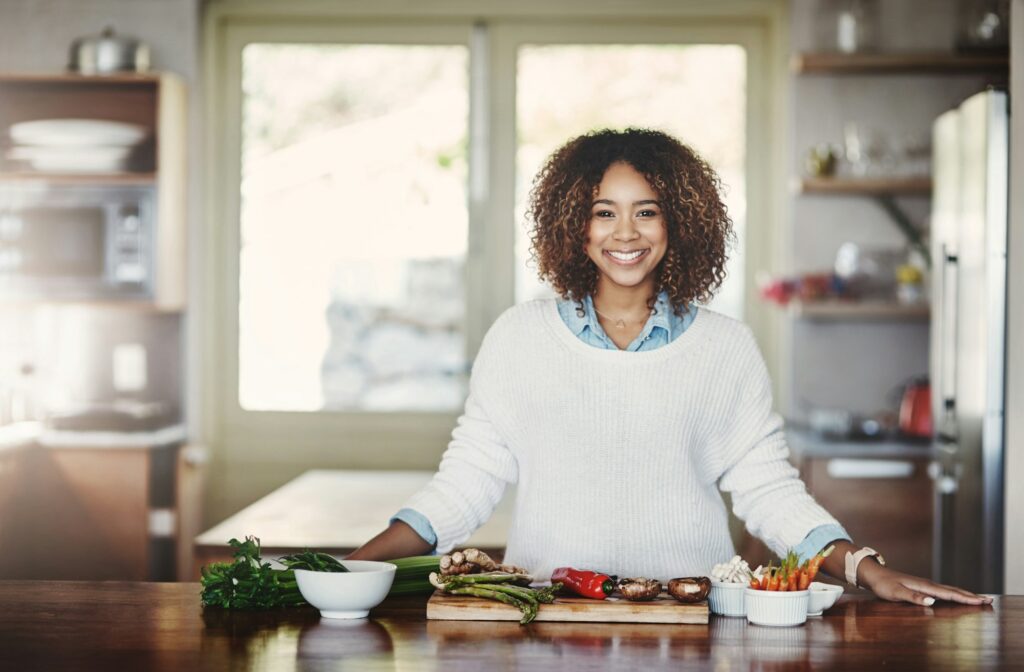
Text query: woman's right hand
345 520 435 561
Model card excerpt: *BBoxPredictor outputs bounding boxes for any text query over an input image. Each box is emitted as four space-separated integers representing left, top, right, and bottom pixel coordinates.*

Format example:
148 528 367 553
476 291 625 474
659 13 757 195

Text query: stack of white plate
6 118 147 173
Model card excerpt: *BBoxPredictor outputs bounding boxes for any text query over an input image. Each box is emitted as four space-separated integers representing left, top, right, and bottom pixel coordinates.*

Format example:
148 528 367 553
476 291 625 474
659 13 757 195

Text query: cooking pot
68 27 150 75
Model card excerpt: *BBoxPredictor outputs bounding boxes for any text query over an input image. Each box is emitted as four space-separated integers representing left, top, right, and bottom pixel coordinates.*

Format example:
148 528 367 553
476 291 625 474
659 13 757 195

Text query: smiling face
585 161 668 297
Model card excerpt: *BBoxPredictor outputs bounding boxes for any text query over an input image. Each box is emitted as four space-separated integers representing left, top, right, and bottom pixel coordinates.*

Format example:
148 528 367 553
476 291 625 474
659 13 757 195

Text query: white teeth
608 250 644 261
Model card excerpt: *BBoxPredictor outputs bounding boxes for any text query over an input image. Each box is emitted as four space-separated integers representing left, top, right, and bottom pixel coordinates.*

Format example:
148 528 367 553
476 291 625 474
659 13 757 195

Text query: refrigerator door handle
939 244 959 416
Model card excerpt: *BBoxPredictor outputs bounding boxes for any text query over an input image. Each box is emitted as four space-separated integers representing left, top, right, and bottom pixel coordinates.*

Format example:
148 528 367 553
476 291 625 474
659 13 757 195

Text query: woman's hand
821 540 992 607
859 561 992 607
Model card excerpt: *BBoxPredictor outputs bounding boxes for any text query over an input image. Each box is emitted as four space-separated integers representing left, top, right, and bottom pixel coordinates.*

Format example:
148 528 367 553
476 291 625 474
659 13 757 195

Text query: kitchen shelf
0 72 160 85
0 172 157 184
792 51 1009 75
798 176 931 195
788 300 930 321
0 71 186 310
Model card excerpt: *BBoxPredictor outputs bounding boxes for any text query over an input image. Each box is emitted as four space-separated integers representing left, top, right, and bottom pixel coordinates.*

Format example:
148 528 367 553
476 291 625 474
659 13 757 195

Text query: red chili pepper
551 567 615 600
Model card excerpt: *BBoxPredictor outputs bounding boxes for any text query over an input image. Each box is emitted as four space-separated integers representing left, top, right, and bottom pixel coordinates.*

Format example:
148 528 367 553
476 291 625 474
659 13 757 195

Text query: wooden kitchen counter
0 581 1017 671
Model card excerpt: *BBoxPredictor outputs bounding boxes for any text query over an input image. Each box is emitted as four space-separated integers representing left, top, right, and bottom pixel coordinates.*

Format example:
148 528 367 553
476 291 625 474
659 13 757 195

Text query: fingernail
923 597 935 606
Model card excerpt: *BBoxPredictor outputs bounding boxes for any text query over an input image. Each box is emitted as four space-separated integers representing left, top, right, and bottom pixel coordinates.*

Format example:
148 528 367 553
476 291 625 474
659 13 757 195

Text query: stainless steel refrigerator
930 88 1008 594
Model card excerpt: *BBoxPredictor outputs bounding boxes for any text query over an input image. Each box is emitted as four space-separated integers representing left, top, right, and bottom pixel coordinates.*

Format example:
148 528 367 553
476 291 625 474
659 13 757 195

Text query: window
238 44 470 412
203 5 783 517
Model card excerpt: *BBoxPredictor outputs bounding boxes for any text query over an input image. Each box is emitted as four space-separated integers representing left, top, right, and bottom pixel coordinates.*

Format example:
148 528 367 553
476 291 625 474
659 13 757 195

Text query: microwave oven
0 183 156 301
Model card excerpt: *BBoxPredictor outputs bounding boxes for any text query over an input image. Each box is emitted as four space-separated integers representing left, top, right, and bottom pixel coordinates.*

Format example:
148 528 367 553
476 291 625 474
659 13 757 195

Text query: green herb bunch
200 536 306 609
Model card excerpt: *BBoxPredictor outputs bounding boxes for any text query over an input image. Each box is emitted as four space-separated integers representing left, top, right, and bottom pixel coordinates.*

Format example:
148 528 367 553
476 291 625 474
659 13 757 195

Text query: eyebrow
592 199 661 206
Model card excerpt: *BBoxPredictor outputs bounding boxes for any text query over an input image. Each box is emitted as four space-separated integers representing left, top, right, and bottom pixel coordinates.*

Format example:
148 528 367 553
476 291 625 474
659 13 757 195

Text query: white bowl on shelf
294 559 397 620
807 581 844 616
745 588 809 627
9 118 147 147
708 581 747 617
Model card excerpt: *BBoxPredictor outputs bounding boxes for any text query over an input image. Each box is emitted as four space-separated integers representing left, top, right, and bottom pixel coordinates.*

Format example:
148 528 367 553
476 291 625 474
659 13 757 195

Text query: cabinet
0 73 186 310
798 452 933 579
0 440 205 581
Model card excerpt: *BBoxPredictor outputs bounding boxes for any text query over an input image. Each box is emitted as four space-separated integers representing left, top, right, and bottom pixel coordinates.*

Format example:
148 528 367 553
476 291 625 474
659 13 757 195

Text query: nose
612 216 640 241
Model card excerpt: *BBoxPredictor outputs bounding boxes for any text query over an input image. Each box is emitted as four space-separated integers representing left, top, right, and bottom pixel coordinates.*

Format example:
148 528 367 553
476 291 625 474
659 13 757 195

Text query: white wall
1007 0 1024 596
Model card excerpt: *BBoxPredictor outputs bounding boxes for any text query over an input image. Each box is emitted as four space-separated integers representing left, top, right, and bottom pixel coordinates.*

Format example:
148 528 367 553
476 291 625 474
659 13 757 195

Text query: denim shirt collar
565 292 676 343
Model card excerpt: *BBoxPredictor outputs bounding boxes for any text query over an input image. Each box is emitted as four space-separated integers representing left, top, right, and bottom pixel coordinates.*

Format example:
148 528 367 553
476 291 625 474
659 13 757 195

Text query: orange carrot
805 545 836 584
787 569 799 592
768 570 781 591
798 569 811 591
750 577 761 589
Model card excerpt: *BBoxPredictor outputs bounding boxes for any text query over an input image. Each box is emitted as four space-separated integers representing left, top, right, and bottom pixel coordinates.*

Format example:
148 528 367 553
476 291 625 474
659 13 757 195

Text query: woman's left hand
860 561 993 606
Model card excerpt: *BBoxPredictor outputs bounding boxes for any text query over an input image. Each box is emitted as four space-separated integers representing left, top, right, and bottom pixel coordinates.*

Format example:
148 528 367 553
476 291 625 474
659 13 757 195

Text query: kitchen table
193 470 514 577
0 581 1017 671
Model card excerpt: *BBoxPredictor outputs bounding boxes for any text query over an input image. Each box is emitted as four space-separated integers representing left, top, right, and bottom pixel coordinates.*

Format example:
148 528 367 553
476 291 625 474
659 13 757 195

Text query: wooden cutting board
426 591 709 624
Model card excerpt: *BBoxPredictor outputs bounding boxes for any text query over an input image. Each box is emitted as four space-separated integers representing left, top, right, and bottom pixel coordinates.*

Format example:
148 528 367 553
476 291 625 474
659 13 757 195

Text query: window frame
201 0 789 520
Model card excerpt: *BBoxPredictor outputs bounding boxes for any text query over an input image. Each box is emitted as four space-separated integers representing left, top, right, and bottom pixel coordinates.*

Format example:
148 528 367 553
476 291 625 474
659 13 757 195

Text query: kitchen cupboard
0 72 186 310
798 452 933 579
0 440 204 581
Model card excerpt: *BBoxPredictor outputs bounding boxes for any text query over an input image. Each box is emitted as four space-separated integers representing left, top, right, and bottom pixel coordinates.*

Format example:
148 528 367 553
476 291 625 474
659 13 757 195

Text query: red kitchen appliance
898 379 932 438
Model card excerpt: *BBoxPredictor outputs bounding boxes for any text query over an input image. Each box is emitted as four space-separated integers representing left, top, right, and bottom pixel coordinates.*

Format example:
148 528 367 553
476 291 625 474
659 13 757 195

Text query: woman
349 128 988 606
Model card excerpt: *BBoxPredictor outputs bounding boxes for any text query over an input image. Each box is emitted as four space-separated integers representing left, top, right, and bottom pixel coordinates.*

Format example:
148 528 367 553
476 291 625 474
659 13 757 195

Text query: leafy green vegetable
278 550 350 573
200 536 306 609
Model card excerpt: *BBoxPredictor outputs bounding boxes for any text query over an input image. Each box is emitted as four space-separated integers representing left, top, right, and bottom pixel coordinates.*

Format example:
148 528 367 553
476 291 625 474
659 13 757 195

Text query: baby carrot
804 545 836 584
759 563 772 590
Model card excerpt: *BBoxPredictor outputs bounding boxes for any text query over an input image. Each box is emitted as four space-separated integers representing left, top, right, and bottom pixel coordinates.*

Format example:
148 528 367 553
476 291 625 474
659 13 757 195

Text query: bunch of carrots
749 545 834 592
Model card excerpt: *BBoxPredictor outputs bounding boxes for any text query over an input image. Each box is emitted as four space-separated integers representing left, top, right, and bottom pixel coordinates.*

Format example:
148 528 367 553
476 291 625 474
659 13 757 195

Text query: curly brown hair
527 128 733 313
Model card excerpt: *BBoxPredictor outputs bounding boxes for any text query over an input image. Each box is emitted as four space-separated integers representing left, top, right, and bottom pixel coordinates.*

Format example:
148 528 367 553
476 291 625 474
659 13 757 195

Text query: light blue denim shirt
392 292 850 561
556 292 696 351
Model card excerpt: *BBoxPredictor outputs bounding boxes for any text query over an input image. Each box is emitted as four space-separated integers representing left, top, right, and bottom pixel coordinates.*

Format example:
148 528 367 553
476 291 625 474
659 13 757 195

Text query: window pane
239 44 469 412
515 45 747 319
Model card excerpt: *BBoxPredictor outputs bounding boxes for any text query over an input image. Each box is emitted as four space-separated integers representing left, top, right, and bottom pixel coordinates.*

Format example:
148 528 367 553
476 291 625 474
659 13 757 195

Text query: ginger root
439 548 529 576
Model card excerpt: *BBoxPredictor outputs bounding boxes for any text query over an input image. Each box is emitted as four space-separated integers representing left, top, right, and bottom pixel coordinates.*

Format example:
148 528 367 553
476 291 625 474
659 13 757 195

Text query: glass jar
834 0 879 53
956 0 1009 52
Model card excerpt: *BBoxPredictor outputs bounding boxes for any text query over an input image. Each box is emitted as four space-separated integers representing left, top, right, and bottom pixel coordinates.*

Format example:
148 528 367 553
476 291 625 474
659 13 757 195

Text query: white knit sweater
403 299 841 582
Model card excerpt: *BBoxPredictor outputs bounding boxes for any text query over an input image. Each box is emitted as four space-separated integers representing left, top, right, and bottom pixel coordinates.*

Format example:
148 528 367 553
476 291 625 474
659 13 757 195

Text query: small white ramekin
807 581 844 615
744 588 809 627
709 581 747 617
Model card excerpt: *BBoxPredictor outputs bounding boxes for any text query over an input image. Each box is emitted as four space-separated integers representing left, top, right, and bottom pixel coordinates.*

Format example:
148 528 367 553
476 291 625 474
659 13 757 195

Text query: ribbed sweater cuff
402 490 473 554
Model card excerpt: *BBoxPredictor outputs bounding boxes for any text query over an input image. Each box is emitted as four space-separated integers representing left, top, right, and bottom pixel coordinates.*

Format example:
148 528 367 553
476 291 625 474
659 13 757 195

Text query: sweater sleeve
399 321 518 553
715 327 843 557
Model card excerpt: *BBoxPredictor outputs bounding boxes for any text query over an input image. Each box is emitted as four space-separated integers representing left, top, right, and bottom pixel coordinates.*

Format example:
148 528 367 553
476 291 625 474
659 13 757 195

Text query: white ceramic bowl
294 559 397 620
745 588 809 627
807 581 844 615
709 581 747 617
10 119 147 147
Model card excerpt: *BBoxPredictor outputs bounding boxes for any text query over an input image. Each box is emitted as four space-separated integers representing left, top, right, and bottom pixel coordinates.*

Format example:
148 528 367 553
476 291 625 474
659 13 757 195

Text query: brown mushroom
616 577 662 601
667 577 712 603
